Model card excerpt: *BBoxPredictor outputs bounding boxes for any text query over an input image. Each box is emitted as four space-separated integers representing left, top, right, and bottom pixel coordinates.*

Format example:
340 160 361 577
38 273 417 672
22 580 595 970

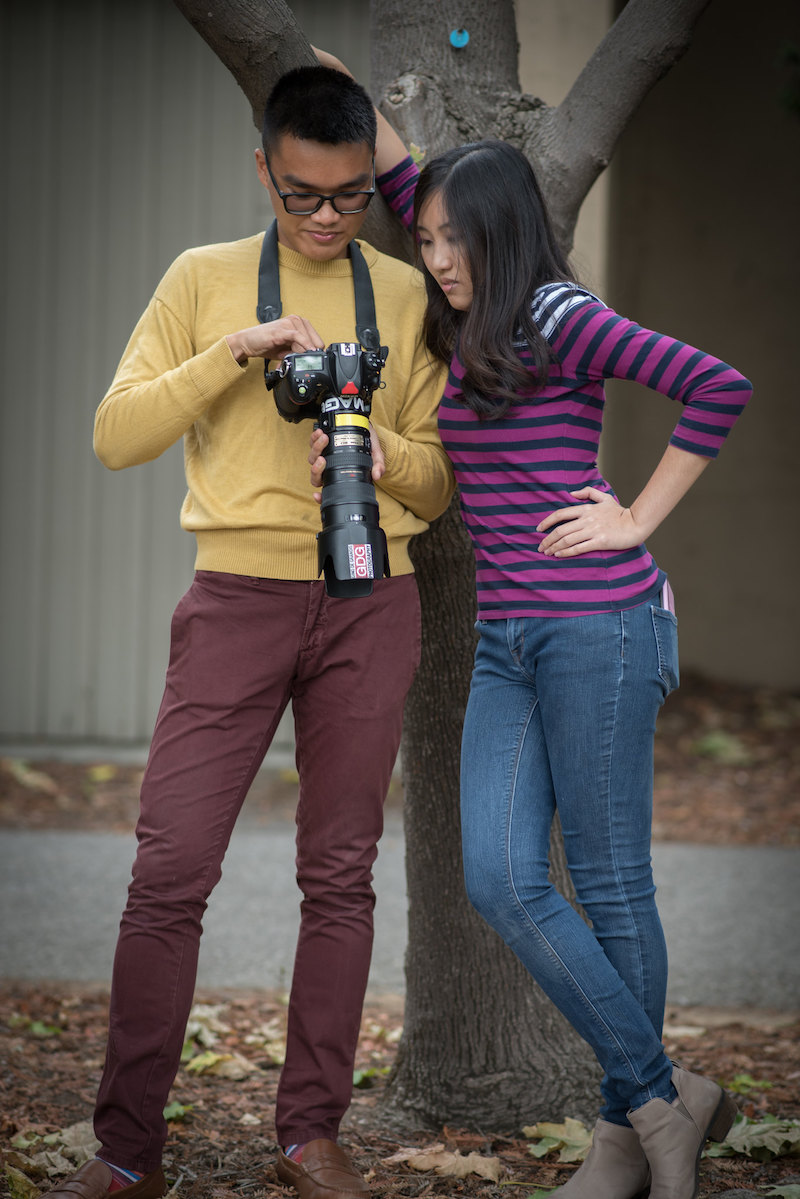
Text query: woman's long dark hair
412 140 575 419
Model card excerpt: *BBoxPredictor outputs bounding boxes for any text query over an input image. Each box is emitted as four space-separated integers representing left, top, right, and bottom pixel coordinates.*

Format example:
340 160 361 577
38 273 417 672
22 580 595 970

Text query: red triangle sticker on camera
341 382 360 394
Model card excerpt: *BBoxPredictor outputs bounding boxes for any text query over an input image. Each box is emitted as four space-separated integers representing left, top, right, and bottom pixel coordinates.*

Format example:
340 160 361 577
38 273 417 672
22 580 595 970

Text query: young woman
383 136 751 1199
310 54 751 1197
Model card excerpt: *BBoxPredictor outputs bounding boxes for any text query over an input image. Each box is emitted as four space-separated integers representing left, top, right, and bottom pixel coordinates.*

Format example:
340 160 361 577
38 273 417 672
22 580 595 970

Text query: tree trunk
172 0 713 1134
387 501 601 1132
368 0 711 1132
372 0 600 1132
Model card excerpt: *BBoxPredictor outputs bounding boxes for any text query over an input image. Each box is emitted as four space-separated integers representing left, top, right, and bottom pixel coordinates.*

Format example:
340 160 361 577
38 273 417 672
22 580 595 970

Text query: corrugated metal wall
0 0 369 749
2 0 788 754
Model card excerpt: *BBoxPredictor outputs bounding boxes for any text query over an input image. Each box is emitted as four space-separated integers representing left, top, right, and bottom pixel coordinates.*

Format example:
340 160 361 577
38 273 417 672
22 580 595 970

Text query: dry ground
1 673 799 1198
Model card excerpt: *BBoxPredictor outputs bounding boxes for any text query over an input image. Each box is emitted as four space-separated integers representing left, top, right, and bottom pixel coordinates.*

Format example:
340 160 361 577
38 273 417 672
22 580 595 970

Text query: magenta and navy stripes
442 284 750 618
377 156 419 231
377 156 752 619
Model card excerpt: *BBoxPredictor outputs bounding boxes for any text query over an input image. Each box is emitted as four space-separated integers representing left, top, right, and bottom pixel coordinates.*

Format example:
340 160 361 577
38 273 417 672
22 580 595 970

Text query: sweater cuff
372 421 399 473
185 338 248 407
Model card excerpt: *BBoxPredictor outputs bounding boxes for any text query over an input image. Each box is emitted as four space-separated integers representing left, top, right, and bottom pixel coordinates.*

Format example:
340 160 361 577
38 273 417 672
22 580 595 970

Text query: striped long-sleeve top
378 156 753 619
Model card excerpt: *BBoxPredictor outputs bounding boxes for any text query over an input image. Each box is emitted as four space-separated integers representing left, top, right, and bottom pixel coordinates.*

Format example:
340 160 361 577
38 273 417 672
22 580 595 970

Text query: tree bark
507 0 714 247
171 0 314 128
367 0 603 1129
366 0 712 1127
388 501 602 1131
370 0 520 145
173 0 713 1132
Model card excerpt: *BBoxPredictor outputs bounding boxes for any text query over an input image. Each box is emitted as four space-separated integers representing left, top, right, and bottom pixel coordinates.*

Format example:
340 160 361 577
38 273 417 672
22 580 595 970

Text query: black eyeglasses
264 156 375 216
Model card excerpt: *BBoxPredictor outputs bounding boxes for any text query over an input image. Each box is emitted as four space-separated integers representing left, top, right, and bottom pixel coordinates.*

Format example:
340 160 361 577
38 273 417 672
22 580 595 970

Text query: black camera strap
256 219 381 351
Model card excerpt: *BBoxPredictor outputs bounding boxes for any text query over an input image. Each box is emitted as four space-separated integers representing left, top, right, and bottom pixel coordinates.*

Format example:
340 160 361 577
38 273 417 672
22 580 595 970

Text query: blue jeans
460 595 679 1122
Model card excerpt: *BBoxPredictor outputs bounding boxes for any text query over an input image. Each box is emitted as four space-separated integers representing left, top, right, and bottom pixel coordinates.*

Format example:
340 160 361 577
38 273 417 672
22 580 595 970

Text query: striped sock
97 1159 144 1192
283 1144 305 1163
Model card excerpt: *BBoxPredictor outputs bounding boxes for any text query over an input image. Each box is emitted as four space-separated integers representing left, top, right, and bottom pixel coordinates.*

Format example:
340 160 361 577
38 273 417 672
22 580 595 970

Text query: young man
42 67 452 1199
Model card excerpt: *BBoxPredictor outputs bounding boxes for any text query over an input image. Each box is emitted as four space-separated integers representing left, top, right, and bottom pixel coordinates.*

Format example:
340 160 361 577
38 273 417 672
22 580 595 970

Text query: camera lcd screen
293 353 325 372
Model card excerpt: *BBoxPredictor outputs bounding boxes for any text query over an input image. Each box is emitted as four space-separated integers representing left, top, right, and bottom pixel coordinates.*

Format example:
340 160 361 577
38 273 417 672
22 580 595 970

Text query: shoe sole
689 1089 738 1199
707 1089 738 1142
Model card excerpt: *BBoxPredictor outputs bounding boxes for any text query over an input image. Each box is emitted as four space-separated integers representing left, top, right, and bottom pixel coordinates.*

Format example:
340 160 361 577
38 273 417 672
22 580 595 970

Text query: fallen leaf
4 1165 41 1199
243 1016 287 1064
29 1020 62 1038
523 1117 593 1163
722 1072 773 1094
10 1136 42 1152
51 1121 99 1161
30 1151 76 1179
185 1003 231 1048
691 730 751 765
163 1101 193 1122
87 764 117 784
381 1143 503 1180
185 1050 227 1073
352 1066 391 1088
383 1142 445 1163
185 1050 261 1080
4 1153 47 1181
704 1112 800 1160
2 759 61 795
662 1023 707 1038
13 1121 100 1175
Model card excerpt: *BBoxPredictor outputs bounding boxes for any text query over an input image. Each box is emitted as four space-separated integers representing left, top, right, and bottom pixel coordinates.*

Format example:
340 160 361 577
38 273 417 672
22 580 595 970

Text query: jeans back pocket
651 606 680 696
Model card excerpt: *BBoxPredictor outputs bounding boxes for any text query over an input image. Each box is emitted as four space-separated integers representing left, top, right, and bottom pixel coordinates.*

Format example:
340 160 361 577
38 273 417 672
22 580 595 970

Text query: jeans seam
507 618 535 683
466 612 667 1111
502 684 647 1099
606 611 651 1097
503 867 648 1097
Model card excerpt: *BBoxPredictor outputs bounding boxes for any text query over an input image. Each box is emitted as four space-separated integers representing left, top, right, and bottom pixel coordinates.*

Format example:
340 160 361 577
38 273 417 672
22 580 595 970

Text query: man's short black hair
262 66 377 154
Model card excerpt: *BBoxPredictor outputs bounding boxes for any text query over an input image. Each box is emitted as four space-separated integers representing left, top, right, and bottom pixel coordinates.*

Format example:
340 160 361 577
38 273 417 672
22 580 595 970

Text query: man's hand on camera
309 424 385 503
309 427 327 500
226 315 323 366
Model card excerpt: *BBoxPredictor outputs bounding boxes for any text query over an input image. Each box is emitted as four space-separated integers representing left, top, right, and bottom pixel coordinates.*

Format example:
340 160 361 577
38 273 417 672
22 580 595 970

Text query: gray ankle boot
551 1117 650 1198
628 1065 737 1199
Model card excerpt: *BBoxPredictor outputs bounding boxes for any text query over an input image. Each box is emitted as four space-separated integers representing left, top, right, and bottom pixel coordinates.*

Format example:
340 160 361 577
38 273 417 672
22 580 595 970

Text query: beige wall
2 0 794 750
602 0 799 687
522 0 798 688
0 0 370 749
515 0 613 293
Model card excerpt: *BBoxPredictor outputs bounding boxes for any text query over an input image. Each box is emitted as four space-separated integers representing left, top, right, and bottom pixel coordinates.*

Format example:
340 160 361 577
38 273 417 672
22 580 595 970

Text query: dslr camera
265 341 390 598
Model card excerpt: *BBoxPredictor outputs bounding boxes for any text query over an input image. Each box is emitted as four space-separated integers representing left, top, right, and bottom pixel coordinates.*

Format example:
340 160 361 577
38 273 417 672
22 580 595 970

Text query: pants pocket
651 606 679 696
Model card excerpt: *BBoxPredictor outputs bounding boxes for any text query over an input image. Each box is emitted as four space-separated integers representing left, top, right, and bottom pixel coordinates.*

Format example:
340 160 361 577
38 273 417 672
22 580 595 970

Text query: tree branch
560 0 712 158
172 0 412 256
512 0 713 248
172 0 315 129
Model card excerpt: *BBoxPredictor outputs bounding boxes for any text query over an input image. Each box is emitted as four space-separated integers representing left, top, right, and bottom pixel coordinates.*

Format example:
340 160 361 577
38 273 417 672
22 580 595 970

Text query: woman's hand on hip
537 488 644 557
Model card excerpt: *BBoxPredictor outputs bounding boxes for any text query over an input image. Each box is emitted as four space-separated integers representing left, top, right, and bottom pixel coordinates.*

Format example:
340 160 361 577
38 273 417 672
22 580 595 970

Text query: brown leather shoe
276 1140 369 1198
40 1160 166 1199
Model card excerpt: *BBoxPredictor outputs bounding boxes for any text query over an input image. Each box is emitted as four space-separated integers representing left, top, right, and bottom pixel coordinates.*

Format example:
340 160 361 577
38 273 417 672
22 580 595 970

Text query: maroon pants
94 571 421 1171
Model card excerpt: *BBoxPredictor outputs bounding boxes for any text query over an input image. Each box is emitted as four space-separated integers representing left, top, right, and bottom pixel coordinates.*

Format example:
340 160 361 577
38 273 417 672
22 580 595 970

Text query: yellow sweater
94 235 453 579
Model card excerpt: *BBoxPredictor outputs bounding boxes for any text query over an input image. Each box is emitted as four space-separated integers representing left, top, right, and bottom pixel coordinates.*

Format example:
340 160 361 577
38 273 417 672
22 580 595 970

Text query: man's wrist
225 333 249 365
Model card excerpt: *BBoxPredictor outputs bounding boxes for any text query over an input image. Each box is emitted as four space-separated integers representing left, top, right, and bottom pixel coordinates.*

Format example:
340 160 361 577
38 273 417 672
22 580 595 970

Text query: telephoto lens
266 342 390 597
315 344 389 597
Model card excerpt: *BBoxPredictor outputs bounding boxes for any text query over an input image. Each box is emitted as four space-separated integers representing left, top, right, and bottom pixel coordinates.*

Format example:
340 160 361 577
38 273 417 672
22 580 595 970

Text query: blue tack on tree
449 28 470 48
